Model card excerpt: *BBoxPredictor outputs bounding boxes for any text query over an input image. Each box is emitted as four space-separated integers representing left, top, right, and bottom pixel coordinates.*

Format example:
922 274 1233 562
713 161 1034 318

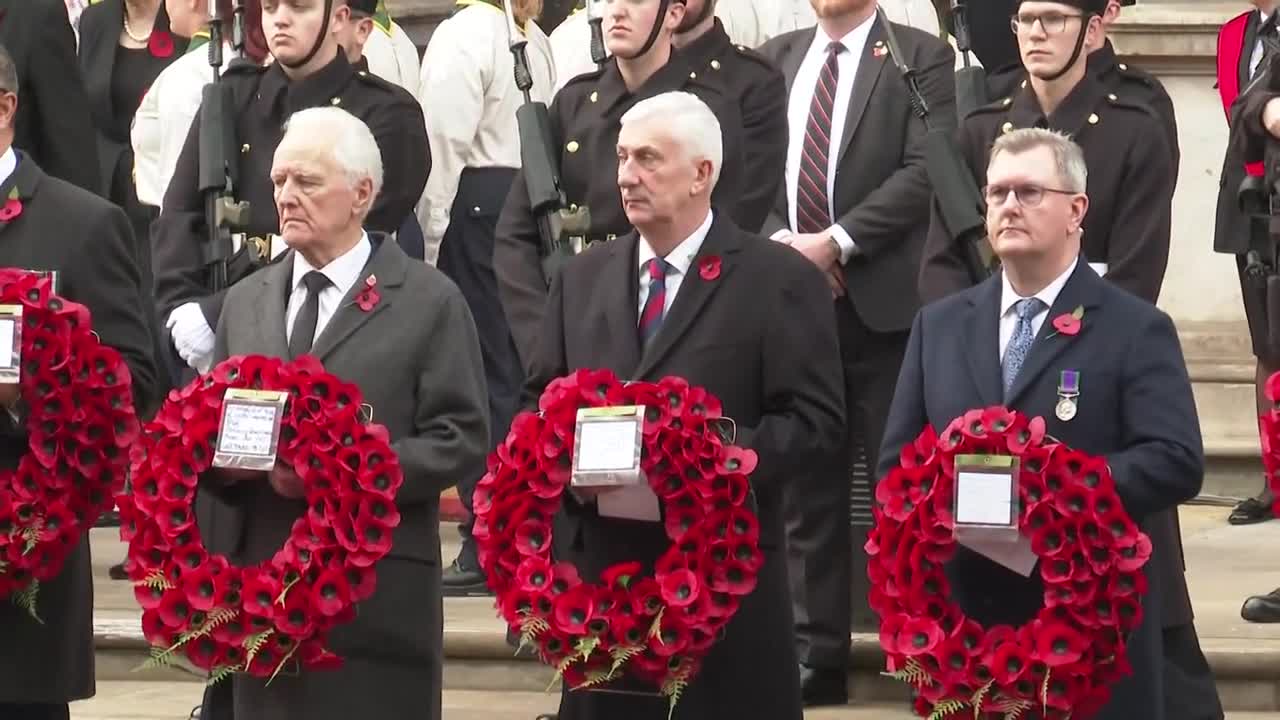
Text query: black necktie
288 271 331 359
1260 13 1280 74
798 42 844 234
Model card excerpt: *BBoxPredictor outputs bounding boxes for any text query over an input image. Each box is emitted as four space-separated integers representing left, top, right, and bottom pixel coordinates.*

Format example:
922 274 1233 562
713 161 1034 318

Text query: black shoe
441 558 491 597
534 716 557 720
799 663 847 707
1229 497 1273 525
188 706 201 720
1242 589 1280 623
108 562 129 581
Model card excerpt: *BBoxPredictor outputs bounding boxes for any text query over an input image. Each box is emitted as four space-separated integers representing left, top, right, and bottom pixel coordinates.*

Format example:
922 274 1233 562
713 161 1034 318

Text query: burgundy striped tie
797 42 844 234
638 257 671 347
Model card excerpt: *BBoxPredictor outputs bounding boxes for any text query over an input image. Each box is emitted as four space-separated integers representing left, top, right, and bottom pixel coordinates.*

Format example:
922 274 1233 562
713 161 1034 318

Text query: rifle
586 0 606 67
950 0 988 119
502 0 573 285
197 0 249 292
878 7 993 283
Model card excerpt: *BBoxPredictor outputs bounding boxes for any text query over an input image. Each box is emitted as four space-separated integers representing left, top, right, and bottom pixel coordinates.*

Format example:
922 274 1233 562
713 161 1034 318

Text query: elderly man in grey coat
207 106 490 720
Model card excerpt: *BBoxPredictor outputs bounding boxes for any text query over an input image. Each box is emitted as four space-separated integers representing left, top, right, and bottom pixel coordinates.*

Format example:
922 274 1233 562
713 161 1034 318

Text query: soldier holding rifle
152 0 427 379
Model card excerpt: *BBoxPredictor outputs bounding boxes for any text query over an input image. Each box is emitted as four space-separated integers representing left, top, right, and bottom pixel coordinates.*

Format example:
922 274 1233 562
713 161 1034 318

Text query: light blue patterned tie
1002 298 1046 395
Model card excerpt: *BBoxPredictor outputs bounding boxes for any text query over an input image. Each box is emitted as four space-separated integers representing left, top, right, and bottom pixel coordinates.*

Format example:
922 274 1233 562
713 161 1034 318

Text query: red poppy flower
896 617 944 657
1114 532 1153 572
1031 518 1069 558
657 568 700 608
0 198 22 223
631 577 664 616
697 255 721 281
1050 309 1083 338
148 30 175 58
310 568 352 617
514 518 552 557
651 617 692 657
1034 621 1087 667
990 640 1032 685
157 589 193 628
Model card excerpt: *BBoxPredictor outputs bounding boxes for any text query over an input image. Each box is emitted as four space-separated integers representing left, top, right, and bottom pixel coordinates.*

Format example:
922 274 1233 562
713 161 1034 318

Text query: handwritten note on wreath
217 402 280 457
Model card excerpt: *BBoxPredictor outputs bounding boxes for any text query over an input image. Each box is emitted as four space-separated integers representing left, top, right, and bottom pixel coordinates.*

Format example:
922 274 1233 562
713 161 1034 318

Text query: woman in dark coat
77 0 188 292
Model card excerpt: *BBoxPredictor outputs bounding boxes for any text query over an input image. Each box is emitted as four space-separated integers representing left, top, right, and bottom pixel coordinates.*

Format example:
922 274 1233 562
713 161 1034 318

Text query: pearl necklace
122 5 152 44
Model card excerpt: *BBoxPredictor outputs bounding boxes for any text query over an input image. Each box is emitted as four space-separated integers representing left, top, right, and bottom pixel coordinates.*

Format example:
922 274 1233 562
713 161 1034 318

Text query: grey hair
620 91 723 190
279 107 383 199
0 45 16 98
989 128 1087 193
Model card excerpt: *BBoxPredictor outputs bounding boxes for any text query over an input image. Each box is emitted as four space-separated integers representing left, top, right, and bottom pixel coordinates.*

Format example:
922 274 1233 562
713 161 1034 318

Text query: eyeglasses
982 184 1078 208
1010 12 1084 34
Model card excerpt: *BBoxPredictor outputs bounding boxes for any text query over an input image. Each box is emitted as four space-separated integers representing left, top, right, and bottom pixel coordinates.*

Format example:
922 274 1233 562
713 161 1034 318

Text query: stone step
91 607 1280 713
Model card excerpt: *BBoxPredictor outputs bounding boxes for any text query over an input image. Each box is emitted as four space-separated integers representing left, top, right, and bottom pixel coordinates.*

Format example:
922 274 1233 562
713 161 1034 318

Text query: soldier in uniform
919 0 1173 304
674 0 786 233
494 0 746 367
418 0 555 596
1088 0 1177 169
152 0 428 379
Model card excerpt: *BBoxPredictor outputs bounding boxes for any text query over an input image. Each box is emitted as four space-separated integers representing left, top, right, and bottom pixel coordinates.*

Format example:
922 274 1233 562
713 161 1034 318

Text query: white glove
166 302 215 374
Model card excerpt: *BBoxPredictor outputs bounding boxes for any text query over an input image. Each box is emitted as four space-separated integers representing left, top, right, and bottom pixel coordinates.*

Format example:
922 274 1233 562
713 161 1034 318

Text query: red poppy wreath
474 368 762 710
0 270 140 616
118 355 403 681
1258 372 1280 518
870 407 1151 720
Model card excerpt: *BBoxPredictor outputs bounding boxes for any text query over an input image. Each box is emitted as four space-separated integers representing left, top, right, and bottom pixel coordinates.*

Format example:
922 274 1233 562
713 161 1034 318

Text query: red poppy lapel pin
872 40 889 59
698 255 721 281
355 275 380 312
1046 305 1084 339
149 30 175 59
0 187 24 226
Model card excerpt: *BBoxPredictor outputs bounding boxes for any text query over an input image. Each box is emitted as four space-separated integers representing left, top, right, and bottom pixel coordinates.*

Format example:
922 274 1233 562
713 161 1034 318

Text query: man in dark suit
495 0 748 369
207 106 489 720
757 0 954 704
880 127 1204 720
525 90 845 720
0 43 159 720
0 0 99 193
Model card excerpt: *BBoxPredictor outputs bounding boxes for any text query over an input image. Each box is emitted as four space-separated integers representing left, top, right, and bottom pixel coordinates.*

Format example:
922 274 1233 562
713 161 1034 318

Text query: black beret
346 0 378 16
1017 0 1108 13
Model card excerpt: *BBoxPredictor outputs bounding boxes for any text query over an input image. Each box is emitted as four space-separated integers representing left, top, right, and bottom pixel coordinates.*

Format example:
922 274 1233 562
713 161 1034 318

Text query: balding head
271 107 382 267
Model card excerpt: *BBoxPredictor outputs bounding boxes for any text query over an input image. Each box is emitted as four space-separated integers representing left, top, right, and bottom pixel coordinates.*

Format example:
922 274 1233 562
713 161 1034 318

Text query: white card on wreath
212 388 289 471
571 405 645 488
0 304 23 383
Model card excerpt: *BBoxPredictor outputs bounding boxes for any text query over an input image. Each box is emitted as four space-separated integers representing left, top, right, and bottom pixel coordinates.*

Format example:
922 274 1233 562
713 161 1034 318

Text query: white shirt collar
1000 256 1078 319
0 147 18 189
637 210 714 276
291 231 372 296
808 11 876 57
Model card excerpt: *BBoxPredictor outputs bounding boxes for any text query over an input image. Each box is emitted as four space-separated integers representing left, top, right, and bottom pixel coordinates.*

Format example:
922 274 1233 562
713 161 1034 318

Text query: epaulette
353 67 401 93
561 66 608 94
1100 90 1161 119
730 42 775 71
1111 60 1158 89
969 95 1014 116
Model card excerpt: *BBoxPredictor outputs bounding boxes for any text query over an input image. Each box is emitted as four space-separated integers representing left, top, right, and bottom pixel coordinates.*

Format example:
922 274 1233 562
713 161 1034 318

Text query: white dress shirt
363 21 422 96
636 211 714 318
780 15 876 263
1252 11 1275 81
133 41 235 208
0 147 17 188
549 2 606 97
286 233 372 346
998 257 1077 360
417 4 556 264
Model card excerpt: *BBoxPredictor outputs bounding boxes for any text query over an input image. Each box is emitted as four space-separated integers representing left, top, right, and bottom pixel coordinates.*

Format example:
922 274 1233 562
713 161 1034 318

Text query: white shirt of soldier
549 1 606 97
779 13 875 263
285 232 373 347
416 2 555 265
1252 10 1275 81
363 20 422 96
636 210 713 318
133 41 236 208
998 256 1077 359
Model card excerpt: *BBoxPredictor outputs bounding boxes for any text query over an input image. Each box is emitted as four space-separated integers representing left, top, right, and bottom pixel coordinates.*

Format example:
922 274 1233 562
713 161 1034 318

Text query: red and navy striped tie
797 42 843 234
639 257 671 347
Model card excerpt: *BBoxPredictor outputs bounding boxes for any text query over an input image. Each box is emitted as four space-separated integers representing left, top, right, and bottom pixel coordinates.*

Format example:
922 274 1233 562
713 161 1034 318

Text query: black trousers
437 167 524 567
784 300 908 668
0 704 69 720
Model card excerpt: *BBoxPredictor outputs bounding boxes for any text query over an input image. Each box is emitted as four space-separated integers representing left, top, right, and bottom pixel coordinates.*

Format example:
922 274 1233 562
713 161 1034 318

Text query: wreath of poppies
1259 372 1280 518
118 355 404 681
869 407 1151 720
474 368 762 707
0 270 139 615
